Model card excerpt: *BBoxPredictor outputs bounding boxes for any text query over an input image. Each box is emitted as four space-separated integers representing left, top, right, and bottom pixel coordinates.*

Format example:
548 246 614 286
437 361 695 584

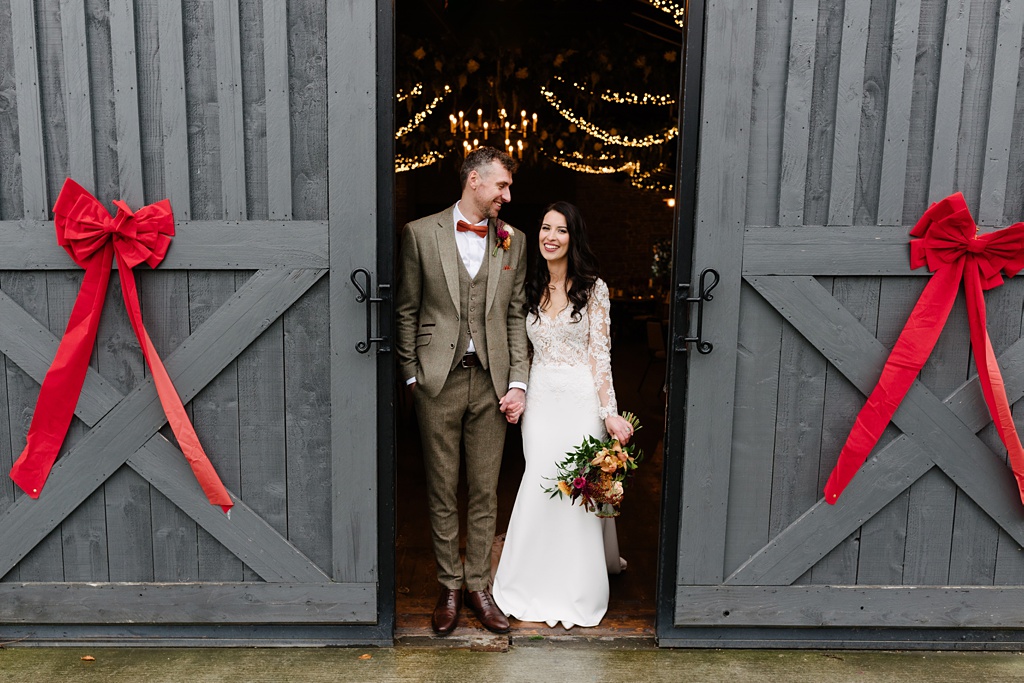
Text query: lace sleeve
588 279 618 420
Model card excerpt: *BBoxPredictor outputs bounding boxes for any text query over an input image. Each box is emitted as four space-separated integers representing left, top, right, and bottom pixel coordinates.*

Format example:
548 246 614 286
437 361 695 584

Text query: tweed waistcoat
451 255 489 371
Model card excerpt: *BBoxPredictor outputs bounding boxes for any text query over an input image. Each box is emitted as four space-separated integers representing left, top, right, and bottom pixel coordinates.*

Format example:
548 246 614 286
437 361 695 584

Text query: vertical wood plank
58 0 93 188
236 271 286 582
289 0 327 220
3 273 62 579
827 0 870 225
213 0 245 220
744 0 789 227
285 278 331 575
928 0 971 201
0 3 23 219
108 0 144 206
954 0 1000 214
11 0 48 218
134 0 164 204
810 277 880 584
97 273 153 582
158 0 190 217
724 282 782 576
182 1 219 219
48 270 107 581
769 297 828 585
188 271 241 581
677 0 758 585
778 0 818 226
876 0 922 225
995 280 1024 584
978 0 1024 224
801 0 844 225
328 0 375 582
141 270 198 581
237 0 266 220
263 0 291 220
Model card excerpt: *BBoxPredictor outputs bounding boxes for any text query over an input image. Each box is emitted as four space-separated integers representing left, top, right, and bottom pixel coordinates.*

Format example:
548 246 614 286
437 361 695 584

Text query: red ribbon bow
9 179 233 513
825 192 1024 506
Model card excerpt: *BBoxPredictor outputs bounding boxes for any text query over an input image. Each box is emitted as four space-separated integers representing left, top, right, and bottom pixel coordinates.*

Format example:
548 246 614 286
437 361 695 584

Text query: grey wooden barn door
663 0 1024 647
0 0 390 644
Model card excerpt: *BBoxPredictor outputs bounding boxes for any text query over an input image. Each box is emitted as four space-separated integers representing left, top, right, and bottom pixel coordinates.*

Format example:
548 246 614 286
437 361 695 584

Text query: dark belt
459 353 479 368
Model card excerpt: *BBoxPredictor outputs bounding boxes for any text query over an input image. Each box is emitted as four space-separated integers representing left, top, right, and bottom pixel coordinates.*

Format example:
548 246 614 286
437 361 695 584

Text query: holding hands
500 387 526 424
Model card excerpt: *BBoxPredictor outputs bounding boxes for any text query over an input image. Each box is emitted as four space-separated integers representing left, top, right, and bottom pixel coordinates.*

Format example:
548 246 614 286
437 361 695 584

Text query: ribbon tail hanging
824 263 964 504
115 254 233 513
10 246 114 498
964 265 1024 505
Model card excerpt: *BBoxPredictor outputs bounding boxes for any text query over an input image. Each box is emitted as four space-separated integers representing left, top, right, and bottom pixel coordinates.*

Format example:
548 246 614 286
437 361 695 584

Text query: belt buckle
460 353 476 368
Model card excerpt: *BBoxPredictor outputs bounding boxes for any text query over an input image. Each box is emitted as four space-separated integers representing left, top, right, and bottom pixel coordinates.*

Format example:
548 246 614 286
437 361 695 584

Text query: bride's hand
605 414 633 445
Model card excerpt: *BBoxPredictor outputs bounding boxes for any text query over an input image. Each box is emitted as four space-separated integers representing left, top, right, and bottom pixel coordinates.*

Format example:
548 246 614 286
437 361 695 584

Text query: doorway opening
391 0 683 637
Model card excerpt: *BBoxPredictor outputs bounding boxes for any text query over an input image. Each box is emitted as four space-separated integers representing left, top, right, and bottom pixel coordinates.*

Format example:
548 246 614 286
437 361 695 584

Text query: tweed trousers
414 363 506 591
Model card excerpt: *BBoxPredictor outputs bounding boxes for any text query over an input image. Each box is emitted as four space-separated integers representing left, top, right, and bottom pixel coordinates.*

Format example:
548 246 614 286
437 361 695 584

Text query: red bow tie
457 219 488 238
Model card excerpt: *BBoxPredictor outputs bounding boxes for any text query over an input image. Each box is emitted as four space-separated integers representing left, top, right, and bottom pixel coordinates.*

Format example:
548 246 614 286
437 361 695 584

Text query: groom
396 147 529 635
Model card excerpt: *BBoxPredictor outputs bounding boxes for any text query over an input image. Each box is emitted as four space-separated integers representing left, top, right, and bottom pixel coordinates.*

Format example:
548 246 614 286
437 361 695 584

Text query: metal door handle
674 267 719 354
350 268 391 353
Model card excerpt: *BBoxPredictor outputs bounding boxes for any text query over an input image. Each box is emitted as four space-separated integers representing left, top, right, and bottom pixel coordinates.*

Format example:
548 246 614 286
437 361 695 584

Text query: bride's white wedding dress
492 278 618 629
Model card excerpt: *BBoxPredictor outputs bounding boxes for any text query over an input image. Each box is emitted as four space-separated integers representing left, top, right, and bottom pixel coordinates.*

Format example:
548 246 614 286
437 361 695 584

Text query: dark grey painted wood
744 0 788 227
0 582 374 623
11 0 47 219
128 435 329 583
0 220 328 269
236 275 287 583
109 0 144 207
978 0 1024 224
2 272 63 581
876 0 922 225
810 277 880 585
144 269 199 581
778 0 818 226
48 270 107 582
677 586 1024 627
723 282 782 576
0 268 325 578
263 0 291 220
0 4 24 221
803 0 844 225
158 0 190 216
956 0 1000 214
97 271 153 583
828 0 870 225
59 0 94 190
677 0 758 586
288 0 327 221
187 271 242 581
328 0 376 583
213 0 246 220
928 0 972 201
729 275 1024 584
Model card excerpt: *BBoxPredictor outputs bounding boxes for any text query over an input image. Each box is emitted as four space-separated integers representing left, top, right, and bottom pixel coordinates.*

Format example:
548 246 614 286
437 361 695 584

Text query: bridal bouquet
543 412 644 518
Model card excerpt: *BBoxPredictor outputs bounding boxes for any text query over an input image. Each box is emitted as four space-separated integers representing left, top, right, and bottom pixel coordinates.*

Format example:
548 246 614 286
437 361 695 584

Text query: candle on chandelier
516 139 523 160
532 113 537 132
477 109 483 127
483 121 489 140
464 120 470 138
449 114 457 134
521 110 528 136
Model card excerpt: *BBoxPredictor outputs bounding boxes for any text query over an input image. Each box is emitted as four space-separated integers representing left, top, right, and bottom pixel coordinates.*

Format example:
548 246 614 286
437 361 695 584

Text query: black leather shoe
465 589 510 634
432 587 462 635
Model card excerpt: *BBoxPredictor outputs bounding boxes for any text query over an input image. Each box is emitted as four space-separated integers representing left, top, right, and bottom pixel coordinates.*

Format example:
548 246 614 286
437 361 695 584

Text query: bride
492 201 634 629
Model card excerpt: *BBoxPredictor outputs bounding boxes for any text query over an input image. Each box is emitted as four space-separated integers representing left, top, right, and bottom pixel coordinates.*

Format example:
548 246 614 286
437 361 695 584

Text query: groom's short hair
460 147 518 189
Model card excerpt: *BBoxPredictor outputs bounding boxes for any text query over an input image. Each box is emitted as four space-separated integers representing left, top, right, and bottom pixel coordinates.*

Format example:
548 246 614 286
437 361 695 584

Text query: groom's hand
499 388 526 424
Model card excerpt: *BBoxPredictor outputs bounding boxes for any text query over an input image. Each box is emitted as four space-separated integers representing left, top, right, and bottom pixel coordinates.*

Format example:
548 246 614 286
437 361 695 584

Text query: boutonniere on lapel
493 220 513 257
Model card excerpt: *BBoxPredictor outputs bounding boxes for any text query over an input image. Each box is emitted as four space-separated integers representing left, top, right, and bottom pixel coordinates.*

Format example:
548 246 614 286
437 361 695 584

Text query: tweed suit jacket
396 205 530 399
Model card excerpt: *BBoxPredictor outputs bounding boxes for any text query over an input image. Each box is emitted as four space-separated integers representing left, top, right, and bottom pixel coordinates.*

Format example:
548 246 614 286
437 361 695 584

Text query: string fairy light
396 83 424 102
395 85 452 139
546 148 637 174
552 75 675 106
629 163 674 192
540 86 678 147
648 0 686 27
395 150 448 173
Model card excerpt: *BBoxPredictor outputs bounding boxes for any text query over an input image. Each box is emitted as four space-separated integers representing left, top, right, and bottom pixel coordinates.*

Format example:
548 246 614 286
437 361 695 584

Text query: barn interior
392 0 685 637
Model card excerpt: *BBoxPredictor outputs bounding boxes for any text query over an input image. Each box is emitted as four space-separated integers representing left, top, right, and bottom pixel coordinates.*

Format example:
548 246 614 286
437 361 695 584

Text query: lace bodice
527 278 618 419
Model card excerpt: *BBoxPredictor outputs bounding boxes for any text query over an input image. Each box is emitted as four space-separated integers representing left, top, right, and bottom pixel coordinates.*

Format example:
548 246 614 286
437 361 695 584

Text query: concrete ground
2 642 1024 682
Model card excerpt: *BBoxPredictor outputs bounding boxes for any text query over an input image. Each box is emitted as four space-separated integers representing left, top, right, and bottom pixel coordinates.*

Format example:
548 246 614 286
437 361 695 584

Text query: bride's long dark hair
525 201 600 322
